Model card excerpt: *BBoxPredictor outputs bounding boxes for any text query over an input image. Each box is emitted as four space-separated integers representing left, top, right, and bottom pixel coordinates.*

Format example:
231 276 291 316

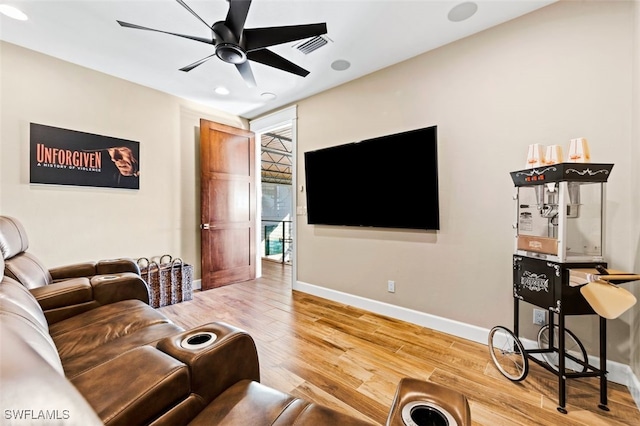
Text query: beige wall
0 0 637 375
0 41 247 278
632 0 640 380
295 0 638 365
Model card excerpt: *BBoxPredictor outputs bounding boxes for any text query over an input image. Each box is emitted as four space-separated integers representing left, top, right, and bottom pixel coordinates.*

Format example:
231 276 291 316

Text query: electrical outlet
387 280 395 293
533 309 546 326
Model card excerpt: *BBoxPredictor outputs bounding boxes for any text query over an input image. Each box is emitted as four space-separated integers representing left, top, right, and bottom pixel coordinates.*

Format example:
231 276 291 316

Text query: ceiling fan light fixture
0 4 28 21
448 2 478 23
214 86 230 95
261 92 277 101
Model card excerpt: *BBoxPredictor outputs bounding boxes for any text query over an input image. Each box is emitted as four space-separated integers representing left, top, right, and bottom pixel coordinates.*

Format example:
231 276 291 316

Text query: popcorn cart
488 162 639 414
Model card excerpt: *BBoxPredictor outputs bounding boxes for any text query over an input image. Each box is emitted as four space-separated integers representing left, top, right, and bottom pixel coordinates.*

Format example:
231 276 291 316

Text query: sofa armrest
385 378 471 426
71 346 190 426
156 322 260 405
29 274 149 324
96 258 140 275
49 258 140 281
49 262 97 281
29 277 93 310
90 272 150 305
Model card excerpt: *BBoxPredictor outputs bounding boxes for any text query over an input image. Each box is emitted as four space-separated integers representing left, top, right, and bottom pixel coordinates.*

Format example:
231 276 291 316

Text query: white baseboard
294 280 640 409
193 279 201 291
294 280 488 343
629 368 640 409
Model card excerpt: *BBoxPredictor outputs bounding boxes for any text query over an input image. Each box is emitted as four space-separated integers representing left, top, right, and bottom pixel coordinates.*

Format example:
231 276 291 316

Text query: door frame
250 105 297 283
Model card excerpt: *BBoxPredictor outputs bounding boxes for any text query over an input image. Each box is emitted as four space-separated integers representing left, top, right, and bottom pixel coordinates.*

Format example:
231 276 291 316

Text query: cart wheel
488 326 529 381
537 324 588 373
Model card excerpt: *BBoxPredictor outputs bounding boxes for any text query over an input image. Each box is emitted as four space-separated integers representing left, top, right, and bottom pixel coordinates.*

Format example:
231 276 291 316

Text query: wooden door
200 119 256 289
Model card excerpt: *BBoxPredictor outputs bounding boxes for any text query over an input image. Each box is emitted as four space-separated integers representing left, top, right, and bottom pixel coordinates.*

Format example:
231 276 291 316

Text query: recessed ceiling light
448 2 478 22
214 86 230 95
261 92 277 101
0 4 28 21
331 59 351 71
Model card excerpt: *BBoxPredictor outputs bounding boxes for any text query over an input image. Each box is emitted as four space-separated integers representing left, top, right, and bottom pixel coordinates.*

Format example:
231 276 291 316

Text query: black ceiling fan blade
235 62 257 87
225 0 252 42
247 49 309 77
176 0 213 33
117 20 213 45
244 23 327 51
179 53 218 72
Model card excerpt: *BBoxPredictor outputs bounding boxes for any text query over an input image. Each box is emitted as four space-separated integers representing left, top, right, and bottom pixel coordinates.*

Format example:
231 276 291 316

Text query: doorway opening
260 125 293 265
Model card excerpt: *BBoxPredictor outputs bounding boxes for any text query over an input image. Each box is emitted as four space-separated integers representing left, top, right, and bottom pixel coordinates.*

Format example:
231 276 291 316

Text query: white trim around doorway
250 106 298 283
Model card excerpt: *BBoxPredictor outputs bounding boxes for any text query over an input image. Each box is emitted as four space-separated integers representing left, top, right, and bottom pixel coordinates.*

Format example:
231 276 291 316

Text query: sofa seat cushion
72 346 190 426
50 299 173 360
188 380 373 426
62 321 183 378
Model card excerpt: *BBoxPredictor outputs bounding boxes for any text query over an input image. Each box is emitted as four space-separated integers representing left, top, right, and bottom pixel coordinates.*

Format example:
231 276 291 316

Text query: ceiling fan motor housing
212 20 247 64
216 43 247 64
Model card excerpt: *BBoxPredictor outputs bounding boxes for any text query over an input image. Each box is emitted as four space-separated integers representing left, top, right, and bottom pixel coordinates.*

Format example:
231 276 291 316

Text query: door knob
201 223 210 230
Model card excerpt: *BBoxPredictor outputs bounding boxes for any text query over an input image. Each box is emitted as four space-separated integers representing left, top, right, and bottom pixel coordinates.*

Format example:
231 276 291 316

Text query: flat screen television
304 125 439 230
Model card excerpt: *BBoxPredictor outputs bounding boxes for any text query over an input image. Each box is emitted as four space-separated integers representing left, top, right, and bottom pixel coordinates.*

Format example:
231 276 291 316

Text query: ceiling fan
117 0 327 87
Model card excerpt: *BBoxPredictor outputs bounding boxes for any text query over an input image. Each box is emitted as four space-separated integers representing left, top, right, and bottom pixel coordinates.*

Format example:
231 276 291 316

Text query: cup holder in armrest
180 332 218 350
401 401 457 426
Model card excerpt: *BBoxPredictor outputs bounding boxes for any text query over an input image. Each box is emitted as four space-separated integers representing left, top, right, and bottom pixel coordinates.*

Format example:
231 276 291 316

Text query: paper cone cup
526 144 545 168
544 145 563 165
568 138 591 163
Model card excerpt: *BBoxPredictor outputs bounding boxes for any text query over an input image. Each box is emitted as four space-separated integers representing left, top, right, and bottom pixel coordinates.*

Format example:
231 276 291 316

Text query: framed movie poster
30 123 140 190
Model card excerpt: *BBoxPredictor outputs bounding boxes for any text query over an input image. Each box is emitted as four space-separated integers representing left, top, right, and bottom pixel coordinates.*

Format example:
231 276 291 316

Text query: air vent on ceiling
294 35 331 54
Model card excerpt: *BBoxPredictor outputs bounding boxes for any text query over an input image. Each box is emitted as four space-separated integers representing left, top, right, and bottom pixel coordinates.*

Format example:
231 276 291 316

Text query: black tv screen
304 125 439 230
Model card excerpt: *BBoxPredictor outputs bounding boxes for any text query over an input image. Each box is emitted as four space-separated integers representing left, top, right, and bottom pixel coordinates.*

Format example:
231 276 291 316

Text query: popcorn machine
513 163 612 264
488 162 639 414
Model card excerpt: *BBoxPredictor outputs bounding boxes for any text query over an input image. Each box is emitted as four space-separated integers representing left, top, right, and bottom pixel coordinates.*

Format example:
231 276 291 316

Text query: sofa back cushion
0 323 102 426
0 215 29 259
0 264 61 373
0 318 62 376
0 276 49 332
0 216 52 289
0 309 64 374
4 252 53 289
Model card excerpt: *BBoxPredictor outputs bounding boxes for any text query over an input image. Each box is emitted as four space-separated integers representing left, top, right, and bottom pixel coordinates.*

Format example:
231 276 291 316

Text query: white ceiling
0 0 555 119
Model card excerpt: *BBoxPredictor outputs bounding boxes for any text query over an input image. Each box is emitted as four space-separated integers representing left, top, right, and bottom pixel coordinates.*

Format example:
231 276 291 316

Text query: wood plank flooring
158 261 640 425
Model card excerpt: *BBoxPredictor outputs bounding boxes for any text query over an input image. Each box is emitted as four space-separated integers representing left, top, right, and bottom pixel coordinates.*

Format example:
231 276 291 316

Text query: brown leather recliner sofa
0 254 262 425
0 215 149 323
0 220 471 425
0 255 471 425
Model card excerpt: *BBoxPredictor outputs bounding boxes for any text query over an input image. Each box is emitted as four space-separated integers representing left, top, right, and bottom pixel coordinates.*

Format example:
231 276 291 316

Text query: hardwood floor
159 261 640 425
